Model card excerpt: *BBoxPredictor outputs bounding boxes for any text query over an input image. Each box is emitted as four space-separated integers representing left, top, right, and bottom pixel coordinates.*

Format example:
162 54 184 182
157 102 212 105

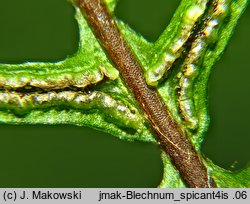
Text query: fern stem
78 0 215 188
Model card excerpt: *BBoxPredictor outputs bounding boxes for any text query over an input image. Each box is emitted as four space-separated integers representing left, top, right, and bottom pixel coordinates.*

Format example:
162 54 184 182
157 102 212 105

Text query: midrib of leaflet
0 60 118 90
151 0 232 135
0 62 143 131
177 0 231 130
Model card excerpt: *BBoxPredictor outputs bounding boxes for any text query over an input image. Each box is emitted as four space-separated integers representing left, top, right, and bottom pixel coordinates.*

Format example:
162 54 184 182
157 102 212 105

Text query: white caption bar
0 188 248 204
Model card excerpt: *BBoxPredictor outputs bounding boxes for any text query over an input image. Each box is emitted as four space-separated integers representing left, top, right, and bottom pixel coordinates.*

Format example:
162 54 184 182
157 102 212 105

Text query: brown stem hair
79 0 215 188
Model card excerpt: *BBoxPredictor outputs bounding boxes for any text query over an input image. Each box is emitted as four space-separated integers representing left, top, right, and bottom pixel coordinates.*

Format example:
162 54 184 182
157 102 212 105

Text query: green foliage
0 0 249 187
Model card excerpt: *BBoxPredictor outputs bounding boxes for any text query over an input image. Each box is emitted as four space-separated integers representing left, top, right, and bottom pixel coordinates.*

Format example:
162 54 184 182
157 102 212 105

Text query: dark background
0 0 249 187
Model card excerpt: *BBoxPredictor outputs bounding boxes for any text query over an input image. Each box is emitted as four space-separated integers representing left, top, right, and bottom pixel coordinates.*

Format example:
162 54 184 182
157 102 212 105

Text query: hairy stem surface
79 0 215 188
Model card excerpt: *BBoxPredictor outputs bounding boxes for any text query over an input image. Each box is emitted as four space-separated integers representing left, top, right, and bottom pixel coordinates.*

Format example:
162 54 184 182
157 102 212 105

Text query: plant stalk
78 0 215 188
